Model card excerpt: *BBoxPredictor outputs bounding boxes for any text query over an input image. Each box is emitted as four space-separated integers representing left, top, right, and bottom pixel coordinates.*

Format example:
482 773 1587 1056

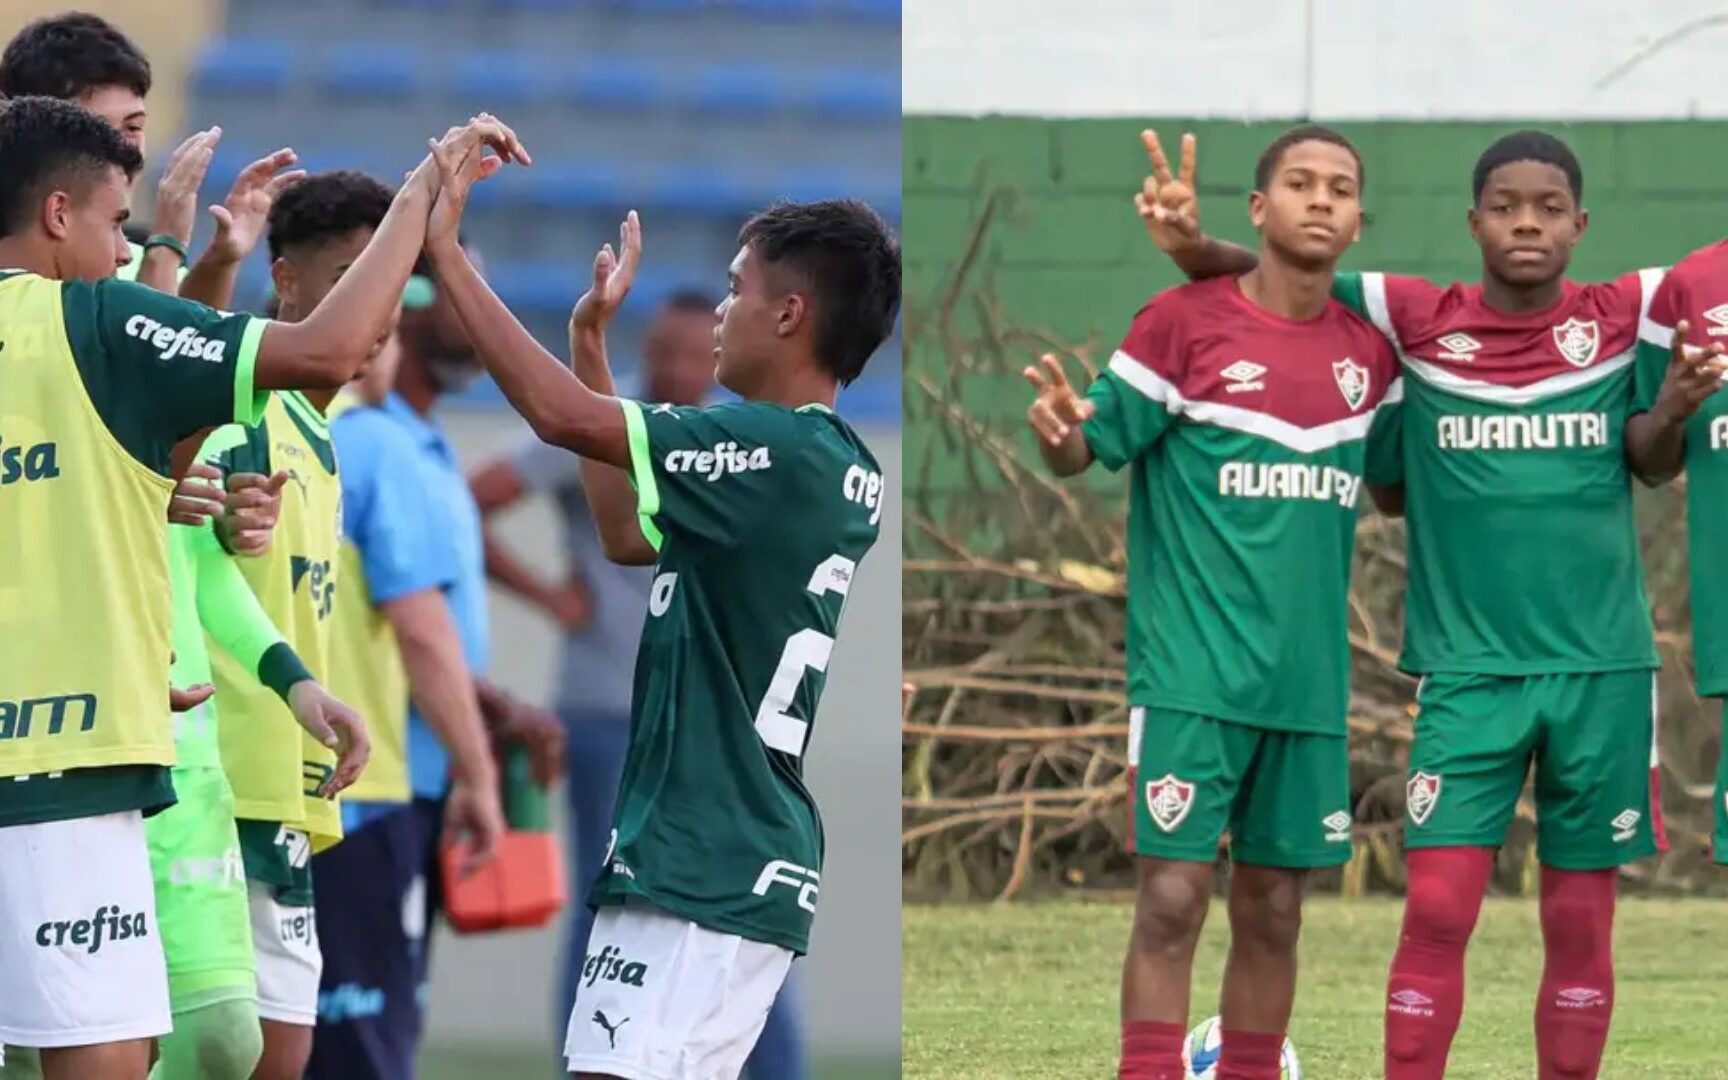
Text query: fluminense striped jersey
1339 269 1661 676
1635 246 1728 694
1082 274 1400 734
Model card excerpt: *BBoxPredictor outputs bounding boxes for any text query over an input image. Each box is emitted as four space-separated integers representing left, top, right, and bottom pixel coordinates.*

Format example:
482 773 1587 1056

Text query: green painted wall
903 116 1728 499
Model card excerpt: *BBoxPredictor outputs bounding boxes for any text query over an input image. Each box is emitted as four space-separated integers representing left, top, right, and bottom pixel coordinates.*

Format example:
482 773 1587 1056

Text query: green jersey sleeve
1365 397 1404 486
620 399 798 551
1081 297 1183 471
190 519 310 701
1331 270 1369 317
1634 270 1682 414
61 276 268 475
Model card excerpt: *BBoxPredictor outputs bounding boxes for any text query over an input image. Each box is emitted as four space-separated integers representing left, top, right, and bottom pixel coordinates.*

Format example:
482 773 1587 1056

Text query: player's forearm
1624 409 1687 486
177 250 243 311
482 530 568 609
1038 430 1094 477
572 323 658 564
384 590 497 788
134 248 185 295
1169 236 1259 282
187 523 310 702
426 241 631 468
259 184 433 390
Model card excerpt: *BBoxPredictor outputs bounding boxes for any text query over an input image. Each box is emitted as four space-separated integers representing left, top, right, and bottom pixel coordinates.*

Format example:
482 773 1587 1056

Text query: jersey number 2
754 555 856 757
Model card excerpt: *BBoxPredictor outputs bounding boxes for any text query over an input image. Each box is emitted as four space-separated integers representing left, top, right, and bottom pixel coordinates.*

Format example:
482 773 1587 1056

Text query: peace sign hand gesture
1135 130 1202 254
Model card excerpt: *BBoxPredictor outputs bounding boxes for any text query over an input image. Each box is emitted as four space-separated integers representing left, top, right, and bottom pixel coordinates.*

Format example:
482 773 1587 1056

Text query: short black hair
737 199 900 386
267 170 394 261
1254 123 1365 193
0 13 151 101
0 95 140 238
663 288 717 314
1472 129 1582 205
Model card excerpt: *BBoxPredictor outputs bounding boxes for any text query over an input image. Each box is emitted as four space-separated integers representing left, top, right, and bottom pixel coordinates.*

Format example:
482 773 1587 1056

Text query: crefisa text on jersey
842 463 884 525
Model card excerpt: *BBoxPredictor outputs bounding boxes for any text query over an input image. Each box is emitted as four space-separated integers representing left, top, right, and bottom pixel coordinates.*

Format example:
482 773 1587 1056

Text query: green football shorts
145 766 256 1007
1403 670 1662 870
1129 706 1354 869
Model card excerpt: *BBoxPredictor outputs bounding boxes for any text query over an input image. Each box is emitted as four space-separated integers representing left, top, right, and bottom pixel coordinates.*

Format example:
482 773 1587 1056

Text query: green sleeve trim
620 399 664 553
1330 270 1366 315
233 318 268 426
257 642 313 703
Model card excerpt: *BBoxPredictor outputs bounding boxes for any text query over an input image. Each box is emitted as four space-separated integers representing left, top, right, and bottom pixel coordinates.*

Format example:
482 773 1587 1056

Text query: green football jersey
593 399 884 955
1081 276 1401 735
1342 270 1660 675
1635 241 1728 694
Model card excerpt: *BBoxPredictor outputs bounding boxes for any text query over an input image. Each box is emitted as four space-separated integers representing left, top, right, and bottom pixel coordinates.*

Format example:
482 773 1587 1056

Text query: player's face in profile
63 166 134 281
713 245 777 395
644 307 718 406
1250 140 1362 269
1468 161 1584 287
77 84 148 161
280 226 398 363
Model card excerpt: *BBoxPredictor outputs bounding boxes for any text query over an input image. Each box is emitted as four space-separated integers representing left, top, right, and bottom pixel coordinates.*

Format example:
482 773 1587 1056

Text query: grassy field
420 1046 899 1080
904 896 1728 1079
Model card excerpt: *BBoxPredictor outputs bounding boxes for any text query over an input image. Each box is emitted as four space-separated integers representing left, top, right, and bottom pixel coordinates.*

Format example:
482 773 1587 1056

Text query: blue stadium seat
685 65 786 114
646 166 752 217
450 52 554 103
192 40 292 95
729 0 816 15
809 69 897 120
562 60 665 110
486 263 688 314
525 163 628 209
609 0 703 11
771 169 900 216
834 0 897 20
316 44 420 99
368 0 459 11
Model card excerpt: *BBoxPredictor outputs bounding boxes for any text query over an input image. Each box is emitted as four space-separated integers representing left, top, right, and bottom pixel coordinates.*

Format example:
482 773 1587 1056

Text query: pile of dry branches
901 196 1724 901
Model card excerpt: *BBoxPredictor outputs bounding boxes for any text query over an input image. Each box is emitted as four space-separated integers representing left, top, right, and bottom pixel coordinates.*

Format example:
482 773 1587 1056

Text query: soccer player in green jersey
412 135 897 1079
1032 125 1399 1080
0 97 500 1080
1141 128 1671 1078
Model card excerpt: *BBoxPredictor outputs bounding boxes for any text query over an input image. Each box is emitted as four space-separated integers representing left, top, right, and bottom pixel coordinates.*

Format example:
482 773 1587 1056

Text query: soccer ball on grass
1182 1015 1300 1079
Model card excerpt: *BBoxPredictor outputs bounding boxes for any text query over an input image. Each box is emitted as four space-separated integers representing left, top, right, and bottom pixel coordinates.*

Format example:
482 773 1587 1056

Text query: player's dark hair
1471 130 1583 205
737 199 900 386
1254 124 1365 193
267 170 394 261
0 95 141 238
0 13 151 101
664 288 718 314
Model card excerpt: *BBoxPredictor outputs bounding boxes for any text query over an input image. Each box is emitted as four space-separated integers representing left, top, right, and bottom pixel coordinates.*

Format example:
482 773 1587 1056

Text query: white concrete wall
905 0 1728 119
422 411 903 1061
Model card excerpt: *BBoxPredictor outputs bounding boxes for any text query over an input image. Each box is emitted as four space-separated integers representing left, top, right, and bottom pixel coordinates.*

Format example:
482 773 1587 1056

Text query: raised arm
1024 353 1095 477
1625 319 1725 485
179 148 306 311
254 118 529 392
1136 129 1259 281
422 136 629 469
570 212 659 565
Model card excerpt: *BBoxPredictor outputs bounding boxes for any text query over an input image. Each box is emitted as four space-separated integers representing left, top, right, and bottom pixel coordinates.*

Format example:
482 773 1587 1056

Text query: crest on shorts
1406 771 1442 826
1551 318 1601 367
1332 357 1370 411
1144 774 1196 834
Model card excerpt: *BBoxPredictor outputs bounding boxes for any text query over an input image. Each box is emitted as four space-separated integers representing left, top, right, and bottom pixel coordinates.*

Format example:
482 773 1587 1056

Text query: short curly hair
0 95 141 238
737 199 900 386
267 170 395 261
0 13 151 101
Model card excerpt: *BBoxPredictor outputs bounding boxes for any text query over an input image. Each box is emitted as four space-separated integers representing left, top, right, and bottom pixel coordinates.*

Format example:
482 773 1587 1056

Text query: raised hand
1134 130 1202 254
168 462 226 527
1654 319 1728 424
571 211 642 333
287 681 370 797
1024 353 1096 446
205 148 307 264
424 113 529 247
153 127 223 246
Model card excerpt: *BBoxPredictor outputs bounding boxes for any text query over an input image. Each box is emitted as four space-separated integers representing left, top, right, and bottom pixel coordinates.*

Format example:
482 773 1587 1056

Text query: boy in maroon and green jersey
1030 124 1399 1080
1143 128 1673 1079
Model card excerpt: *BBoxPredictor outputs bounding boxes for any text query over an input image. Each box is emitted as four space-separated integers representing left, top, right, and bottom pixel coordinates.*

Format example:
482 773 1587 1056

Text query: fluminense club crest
1551 318 1601 367
1332 357 1370 411
1406 771 1442 826
1144 774 1196 833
